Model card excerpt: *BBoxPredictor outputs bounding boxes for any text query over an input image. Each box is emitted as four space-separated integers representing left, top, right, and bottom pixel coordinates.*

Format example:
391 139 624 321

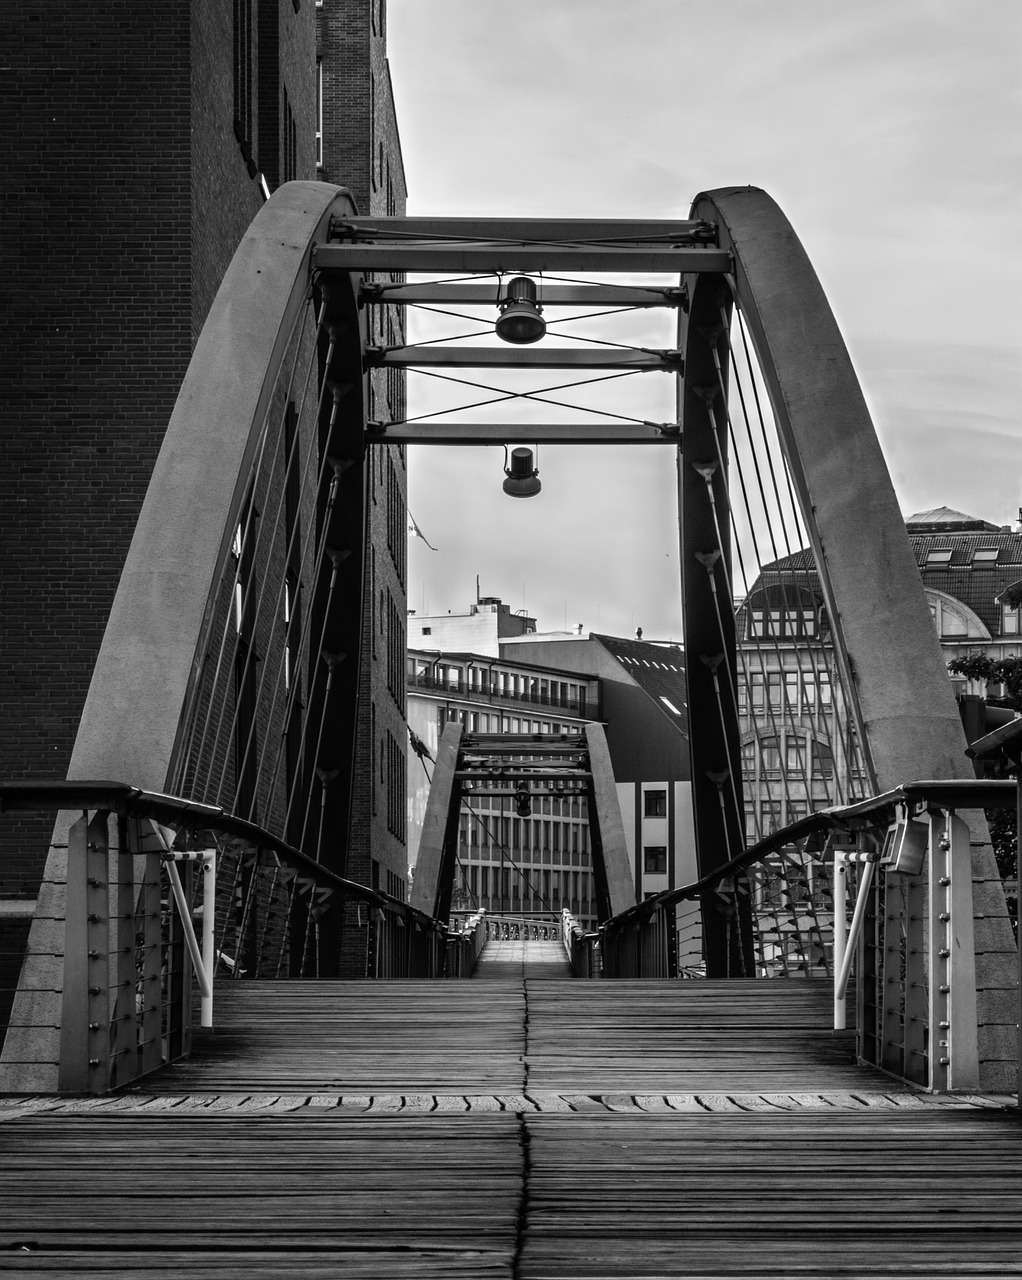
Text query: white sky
387 0 1021 640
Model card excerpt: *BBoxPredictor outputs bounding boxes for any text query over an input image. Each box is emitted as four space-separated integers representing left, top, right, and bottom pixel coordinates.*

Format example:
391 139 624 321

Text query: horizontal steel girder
361 282 688 308
314 243 731 274
365 346 682 371
365 421 680 445
332 215 716 241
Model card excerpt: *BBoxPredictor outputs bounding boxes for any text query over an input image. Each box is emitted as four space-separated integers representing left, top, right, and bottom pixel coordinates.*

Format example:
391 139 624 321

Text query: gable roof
590 634 689 732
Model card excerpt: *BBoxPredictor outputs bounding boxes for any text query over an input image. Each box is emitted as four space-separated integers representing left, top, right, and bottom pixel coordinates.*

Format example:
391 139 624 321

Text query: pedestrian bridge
2 188 1022 1272
2 781 1021 1276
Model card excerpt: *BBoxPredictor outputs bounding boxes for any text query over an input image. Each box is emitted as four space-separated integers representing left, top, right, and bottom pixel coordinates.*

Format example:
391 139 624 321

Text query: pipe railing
0 782 453 1094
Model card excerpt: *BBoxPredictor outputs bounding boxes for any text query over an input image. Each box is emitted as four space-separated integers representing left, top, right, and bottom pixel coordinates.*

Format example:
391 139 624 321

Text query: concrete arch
680 187 972 815
68 181 358 793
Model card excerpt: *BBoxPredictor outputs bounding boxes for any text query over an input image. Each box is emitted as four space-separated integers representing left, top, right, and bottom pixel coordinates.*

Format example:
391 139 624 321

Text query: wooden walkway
2 957 1021 1276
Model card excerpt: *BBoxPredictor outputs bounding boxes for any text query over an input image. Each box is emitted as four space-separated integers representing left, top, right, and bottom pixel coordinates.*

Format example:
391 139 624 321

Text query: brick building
317 0 409 915
1 2 409 977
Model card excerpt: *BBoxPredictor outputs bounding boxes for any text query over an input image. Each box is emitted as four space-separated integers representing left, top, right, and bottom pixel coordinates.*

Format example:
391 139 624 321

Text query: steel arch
678 187 973 965
68 180 368 881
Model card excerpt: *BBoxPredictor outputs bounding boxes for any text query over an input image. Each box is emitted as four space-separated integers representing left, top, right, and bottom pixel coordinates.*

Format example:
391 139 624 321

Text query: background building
737 507 1022 837
503 633 697 900
405 602 697 910
407 596 537 657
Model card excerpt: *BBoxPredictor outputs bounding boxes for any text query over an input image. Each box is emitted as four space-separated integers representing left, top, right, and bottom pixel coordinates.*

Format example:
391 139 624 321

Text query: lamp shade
495 277 546 345
502 447 541 498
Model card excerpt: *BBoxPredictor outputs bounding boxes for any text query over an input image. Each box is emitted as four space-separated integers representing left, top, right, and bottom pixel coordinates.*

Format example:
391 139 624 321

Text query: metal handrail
0 780 453 1094
597 777 1019 1096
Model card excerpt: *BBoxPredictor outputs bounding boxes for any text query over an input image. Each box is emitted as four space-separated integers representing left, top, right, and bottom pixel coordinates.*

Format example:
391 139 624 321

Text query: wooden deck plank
3 972 1020 1275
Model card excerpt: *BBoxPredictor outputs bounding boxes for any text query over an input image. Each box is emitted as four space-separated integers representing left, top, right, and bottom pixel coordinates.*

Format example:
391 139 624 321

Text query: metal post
201 851 215 1028
835 855 875 1007
832 852 848 1030
928 808 979 1092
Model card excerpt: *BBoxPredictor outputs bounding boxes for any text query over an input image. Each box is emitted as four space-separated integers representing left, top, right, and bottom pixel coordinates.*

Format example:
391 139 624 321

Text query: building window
972 548 999 565
925 548 953 566
760 736 781 775
812 740 835 779
785 736 807 773
761 801 782 833
1001 603 1021 636
643 847 667 874
644 789 667 818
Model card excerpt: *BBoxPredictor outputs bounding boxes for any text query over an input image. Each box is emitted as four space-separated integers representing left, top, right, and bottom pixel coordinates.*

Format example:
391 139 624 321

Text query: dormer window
925 548 953 566
972 547 999 566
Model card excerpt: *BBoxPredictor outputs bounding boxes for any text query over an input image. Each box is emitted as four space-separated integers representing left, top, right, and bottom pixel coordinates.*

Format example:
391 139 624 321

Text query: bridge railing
476 913 562 941
561 908 600 977
599 780 1018 1095
445 909 488 977
0 782 452 1094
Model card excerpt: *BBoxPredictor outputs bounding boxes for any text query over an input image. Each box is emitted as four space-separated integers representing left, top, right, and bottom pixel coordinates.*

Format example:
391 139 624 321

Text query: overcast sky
387 0 1021 641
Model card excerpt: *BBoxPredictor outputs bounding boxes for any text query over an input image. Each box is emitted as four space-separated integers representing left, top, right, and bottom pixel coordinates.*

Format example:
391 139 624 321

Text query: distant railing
598 779 1019 1095
481 913 562 941
561 907 599 977
409 671 591 718
445 908 488 977
0 782 453 1094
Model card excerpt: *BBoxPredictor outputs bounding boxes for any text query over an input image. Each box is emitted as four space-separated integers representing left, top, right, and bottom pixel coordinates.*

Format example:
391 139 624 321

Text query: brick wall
0 2 193 895
0 0 315 897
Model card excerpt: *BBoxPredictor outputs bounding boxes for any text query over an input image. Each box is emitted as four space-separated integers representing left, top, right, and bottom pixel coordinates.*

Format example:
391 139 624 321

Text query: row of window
438 706 582 736
741 735 835 780
415 662 589 712
747 607 819 640
737 669 833 714
924 547 1002 566
459 816 590 857
464 795 588 819
461 865 591 910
